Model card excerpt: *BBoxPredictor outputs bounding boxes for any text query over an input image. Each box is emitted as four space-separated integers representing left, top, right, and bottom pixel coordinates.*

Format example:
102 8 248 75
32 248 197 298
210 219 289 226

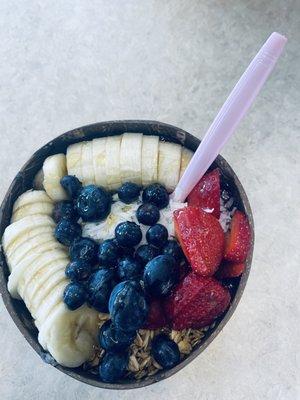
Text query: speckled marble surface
0 1 299 399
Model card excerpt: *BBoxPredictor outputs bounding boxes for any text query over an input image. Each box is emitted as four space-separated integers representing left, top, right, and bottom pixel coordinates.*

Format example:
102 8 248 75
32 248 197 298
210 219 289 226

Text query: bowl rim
0 120 254 389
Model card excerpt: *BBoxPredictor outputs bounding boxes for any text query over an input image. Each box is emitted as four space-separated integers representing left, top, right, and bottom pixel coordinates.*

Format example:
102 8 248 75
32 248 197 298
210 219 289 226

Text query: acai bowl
0 120 254 389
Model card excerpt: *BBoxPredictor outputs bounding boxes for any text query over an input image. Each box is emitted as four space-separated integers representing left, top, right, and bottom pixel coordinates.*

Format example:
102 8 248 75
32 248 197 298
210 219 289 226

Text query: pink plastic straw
173 32 287 202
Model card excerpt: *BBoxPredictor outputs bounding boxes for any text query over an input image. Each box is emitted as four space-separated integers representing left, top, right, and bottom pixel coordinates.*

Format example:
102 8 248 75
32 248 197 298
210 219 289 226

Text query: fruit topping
151 334 180 369
135 244 160 266
216 261 245 279
52 201 78 223
142 183 169 209
174 206 224 276
65 259 92 282
99 320 136 352
224 210 251 262
98 239 121 267
109 281 148 332
164 272 231 330
87 269 116 312
63 282 86 310
117 182 141 204
136 203 160 226
99 352 128 383
76 185 111 222
54 219 82 246
69 237 98 264
162 239 184 260
60 175 82 199
115 221 142 247
144 299 167 330
146 224 168 248
143 255 180 297
117 256 143 281
187 169 220 218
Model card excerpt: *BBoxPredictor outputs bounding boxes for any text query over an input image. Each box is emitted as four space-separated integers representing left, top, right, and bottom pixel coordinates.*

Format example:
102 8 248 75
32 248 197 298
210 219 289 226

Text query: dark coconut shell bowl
0 121 254 389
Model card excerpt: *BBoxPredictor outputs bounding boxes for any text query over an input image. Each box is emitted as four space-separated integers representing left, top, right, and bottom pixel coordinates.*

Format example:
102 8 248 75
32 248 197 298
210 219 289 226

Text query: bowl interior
0 120 254 389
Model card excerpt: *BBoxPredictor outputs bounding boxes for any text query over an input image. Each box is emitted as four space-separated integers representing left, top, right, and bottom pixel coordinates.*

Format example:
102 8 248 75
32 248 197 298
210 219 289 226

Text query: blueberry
53 201 77 223
136 203 160 226
76 185 111 222
146 224 168 247
221 277 239 297
117 256 143 281
98 239 121 267
143 255 180 297
69 237 98 264
65 259 92 282
99 352 128 383
109 281 148 332
54 219 81 246
115 221 142 247
87 269 116 312
151 334 180 369
117 182 141 204
63 282 86 310
99 320 136 352
162 240 184 260
60 175 82 199
135 244 160 266
142 183 169 209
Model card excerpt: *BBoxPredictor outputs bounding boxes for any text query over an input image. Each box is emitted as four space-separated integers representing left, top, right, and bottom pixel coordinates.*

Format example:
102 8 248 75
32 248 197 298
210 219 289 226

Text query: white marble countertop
0 1 299 399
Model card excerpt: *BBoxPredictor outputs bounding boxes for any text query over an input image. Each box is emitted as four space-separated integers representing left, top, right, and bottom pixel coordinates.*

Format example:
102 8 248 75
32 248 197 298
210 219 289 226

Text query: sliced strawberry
174 206 225 276
187 169 220 218
144 299 167 330
224 211 251 262
164 272 231 330
216 261 245 279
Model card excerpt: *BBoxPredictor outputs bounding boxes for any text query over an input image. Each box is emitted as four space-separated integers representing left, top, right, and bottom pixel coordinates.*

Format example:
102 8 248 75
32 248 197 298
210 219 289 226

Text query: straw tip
270 32 288 45
263 32 287 59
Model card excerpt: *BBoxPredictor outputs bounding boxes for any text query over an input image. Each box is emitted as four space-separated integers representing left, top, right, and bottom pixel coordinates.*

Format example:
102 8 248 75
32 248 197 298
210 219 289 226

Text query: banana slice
158 141 182 192
12 190 52 212
106 135 122 190
38 303 98 367
2 215 55 256
33 169 45 190
120 133 142 185
141 135 159 185
66 142 84 181
180 148 194 178
81 141 95 185
43 154 68 201
92 137 107 187
12 202 54 223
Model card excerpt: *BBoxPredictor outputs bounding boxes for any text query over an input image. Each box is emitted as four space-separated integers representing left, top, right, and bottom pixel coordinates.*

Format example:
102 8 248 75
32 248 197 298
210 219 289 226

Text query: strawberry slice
174 206 225 276
144 299 167 330
216 261 245 279
224 211 251 262
187 169 220 218
164 272 231 330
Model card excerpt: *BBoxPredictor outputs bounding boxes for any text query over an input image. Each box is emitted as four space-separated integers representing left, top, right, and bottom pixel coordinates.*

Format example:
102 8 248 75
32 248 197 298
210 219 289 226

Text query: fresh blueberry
98 239 121 267
117 256 143 281
151 334 180 369
221 277 239 297
65 259 92 282
60 175 82 199
143 255 180 297
117 182 141 204
109 281 148 332
54 219 81 246
76 185 111 222
135 244 160 266
52 201 78 223
142 183 169 209
98 320 136 352
115 221 142 247
136 203 160 226
162 240 184 260
99 352 128 383
69 237 98 264
87 269 116 312
146 224 168 247
63 282 86 310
